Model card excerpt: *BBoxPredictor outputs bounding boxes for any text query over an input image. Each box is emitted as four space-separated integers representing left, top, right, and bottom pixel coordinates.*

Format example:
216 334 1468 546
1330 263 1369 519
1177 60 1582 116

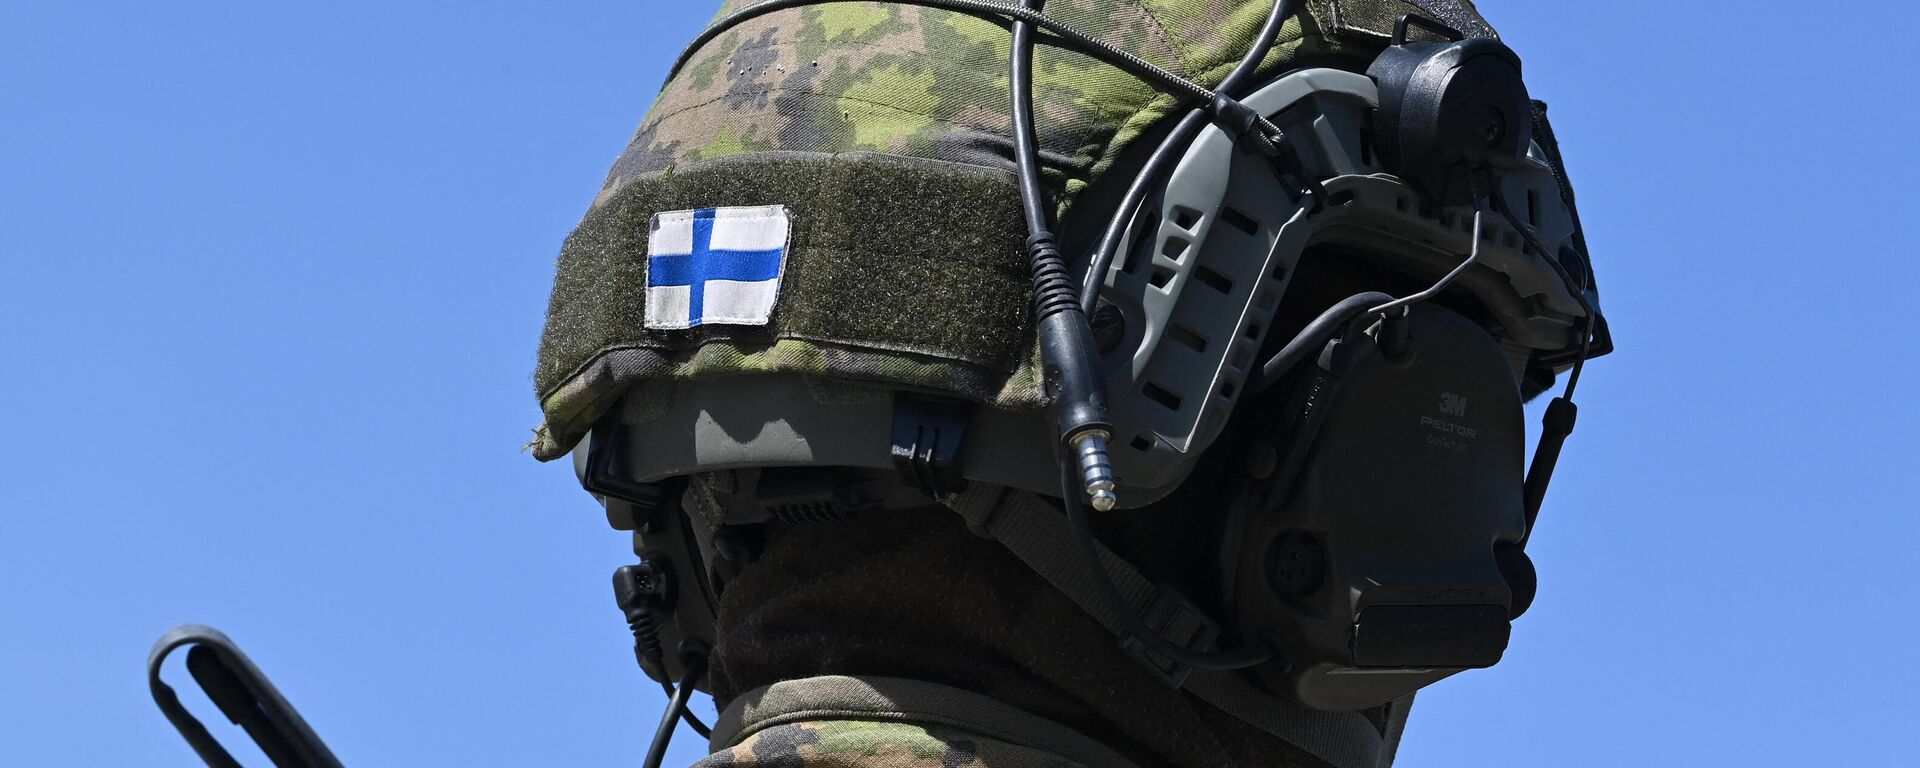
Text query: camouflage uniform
687 672 1153 768
696 722 1085 768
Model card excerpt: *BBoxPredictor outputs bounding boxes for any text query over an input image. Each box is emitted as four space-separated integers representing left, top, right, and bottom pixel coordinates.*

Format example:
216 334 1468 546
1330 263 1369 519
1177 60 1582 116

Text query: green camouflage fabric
601 0 1485 200
531 0 1496 460
692 720 1088 768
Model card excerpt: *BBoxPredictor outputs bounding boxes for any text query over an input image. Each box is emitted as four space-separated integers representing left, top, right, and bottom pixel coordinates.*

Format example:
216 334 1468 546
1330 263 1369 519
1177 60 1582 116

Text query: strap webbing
1377 693 1415 765
943 485 1392 768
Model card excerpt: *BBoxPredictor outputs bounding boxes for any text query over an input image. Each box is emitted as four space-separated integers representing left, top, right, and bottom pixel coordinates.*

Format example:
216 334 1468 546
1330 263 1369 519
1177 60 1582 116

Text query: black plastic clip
1209 93 1273 151
890 394 972 497
1119 589 1222 688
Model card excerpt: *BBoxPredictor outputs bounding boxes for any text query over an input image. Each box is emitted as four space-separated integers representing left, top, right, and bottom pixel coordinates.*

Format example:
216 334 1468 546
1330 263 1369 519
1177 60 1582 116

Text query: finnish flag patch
645 205 791 330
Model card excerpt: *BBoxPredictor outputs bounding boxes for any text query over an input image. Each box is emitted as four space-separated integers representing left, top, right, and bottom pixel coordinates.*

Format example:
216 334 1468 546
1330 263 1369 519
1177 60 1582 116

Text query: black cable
1080 0 1303 313
1249 291 1393 394
1010 0 1051 235
657 680 713 740
628 604 713 740
641 654 709 768
1058 460 1277 671
1490 190 1593 399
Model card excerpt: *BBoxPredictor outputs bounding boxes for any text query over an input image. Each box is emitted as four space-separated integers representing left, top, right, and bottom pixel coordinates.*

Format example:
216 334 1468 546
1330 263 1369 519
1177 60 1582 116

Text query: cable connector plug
1028 231 1119 512
613 561 674 676
1072 430 1118 511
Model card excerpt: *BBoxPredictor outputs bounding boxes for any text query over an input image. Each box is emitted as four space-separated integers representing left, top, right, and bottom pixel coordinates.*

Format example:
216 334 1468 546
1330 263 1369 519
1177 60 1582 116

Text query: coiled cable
1080 0 1306 313
678 0 1209 107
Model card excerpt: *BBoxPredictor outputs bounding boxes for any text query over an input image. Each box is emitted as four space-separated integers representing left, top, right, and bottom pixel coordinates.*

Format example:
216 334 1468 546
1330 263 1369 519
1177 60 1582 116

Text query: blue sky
2 1 1915 766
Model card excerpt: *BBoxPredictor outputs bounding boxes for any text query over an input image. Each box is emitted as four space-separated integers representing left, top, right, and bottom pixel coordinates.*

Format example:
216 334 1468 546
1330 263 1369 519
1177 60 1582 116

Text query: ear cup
1226 305 1530 711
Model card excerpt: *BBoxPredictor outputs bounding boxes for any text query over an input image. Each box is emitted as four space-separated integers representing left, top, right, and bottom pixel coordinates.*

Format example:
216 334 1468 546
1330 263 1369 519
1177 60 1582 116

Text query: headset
580 2 1614 765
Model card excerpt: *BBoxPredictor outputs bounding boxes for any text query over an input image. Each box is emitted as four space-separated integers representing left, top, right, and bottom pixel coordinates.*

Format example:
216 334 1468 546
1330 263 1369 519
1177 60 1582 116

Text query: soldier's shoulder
691 719 1090 768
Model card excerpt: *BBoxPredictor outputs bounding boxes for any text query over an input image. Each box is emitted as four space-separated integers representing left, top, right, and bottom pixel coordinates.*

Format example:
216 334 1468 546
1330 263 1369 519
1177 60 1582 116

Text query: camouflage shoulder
690 719 1090 768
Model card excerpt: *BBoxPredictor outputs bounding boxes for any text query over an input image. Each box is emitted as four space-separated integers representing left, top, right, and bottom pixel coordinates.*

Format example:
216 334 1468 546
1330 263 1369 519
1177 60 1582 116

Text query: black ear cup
1229 305 1531 710
1367 15 1532 205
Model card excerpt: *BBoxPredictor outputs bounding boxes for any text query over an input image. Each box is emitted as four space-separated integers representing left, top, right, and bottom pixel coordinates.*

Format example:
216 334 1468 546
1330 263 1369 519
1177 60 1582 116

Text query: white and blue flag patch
645 205 791 330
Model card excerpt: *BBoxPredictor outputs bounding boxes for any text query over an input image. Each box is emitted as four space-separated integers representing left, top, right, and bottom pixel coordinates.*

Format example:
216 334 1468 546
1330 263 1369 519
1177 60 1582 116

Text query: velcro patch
645 205 792 329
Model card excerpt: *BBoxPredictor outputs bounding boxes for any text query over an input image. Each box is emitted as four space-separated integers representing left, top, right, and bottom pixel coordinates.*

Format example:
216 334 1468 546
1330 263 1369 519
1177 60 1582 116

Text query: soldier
534 1 1606 766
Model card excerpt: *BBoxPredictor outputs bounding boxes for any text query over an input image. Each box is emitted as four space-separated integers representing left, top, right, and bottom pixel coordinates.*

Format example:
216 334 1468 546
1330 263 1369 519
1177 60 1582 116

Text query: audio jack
1073 430 1117 511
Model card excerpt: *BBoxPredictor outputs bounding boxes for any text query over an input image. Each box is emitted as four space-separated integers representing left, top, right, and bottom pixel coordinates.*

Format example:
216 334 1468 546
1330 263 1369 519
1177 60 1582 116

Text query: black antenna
149 625 344 768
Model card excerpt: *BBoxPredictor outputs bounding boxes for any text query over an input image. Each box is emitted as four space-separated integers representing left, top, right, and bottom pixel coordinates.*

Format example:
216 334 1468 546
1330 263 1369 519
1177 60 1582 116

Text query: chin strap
940 485 1399 768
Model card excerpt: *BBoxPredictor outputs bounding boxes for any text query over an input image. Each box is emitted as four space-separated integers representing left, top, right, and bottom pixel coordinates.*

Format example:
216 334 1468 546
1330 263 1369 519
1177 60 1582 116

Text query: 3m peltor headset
579 2 1614 765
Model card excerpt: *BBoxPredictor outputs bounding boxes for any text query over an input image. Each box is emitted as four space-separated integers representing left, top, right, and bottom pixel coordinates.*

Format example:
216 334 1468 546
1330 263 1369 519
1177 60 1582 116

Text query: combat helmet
535 1 1610 764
